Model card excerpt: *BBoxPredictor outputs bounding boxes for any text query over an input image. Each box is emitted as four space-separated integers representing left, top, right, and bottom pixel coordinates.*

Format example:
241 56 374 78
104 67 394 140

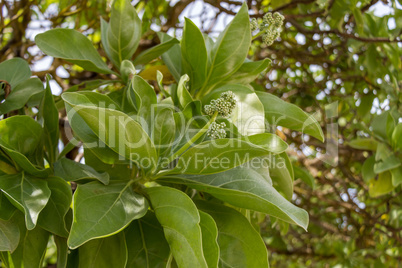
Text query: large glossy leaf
133 37 179 66
35 29 112 73
0 211 20 252
171 139 271 175
197 201 270 267
37 177 72 237
104 0 142 67
0 116 50 176
198 211 219 268
145 186 208 268
204 85 265 136
63 93 157 174
78 232 127 268
62 92 125 165
158 32 182 82
0 77 44 114
203 3 251 91
54 157 110 185
159 164 309 230
243 133 288 154
0 58 31 88
2 214 50 268
68 181 148 249
256 91 325 142
0 115 42 156
38 77 59 164
181 18 208 91
218 59 271 87
125 211 170 268
0 173 51 230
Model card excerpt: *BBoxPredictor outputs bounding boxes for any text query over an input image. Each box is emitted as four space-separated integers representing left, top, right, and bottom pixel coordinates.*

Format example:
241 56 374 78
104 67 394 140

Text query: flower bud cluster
207 122 227 139
204 91 236 118
252 12 284 46
250 18 258 32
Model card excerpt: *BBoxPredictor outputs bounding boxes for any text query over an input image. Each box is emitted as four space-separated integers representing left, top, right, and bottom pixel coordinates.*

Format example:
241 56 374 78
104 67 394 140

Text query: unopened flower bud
204 91 237 118
207 122 227 139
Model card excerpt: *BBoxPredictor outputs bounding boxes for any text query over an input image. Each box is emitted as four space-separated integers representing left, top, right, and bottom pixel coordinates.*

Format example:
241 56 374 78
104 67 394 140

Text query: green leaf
177 74 193 109
347 138 378 151
256 91 325 142
158 32 182 82
54 236 69 268
172 139 272 175
392 123 402 151
104 0 142 67
145 186 208 268
78 232 128 268
160 164 309 230
362 156 376 182
133 37 180 66
0 192 17 220
218 59 271 87
63 93 158 174
0 115 42 156
371 111 391 141
390 166 402 187
0 117 50 175
37 177 72 237
38 76 59 164
204 85 265 136
84 149 131 181
181 18 208 91
54 157 110 185
2 213 50 268
131 75 157 132
197 201 270 267
68 181 148 249
0 211 20 252
35 29 112 73
198 211 219 268
125 211 170 267
294 165 316 189
374 143 401 173
0 78 44 114
0 58 31 88
120 59 136 84
153 107 176 160
243 133 288 154
369 171 394 197
269 153 294 200
0 173 51 230
204 3 251 90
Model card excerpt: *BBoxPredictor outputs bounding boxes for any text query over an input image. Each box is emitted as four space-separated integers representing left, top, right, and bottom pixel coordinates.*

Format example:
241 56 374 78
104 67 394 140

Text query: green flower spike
207 122 227 139
204 91 237 118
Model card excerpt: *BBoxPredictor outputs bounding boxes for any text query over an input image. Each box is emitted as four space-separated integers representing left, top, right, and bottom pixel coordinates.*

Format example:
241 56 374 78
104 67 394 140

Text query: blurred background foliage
0 0 401 267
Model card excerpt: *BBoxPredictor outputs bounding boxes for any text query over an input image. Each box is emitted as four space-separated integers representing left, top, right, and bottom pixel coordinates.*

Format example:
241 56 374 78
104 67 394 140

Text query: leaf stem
166 111 218 165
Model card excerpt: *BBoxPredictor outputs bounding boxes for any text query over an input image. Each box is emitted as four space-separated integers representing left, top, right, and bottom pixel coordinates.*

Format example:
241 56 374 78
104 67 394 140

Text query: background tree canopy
0 0 401 267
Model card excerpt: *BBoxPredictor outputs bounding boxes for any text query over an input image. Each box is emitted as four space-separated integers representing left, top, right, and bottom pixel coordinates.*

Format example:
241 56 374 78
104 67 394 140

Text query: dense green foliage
0 0 401 267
